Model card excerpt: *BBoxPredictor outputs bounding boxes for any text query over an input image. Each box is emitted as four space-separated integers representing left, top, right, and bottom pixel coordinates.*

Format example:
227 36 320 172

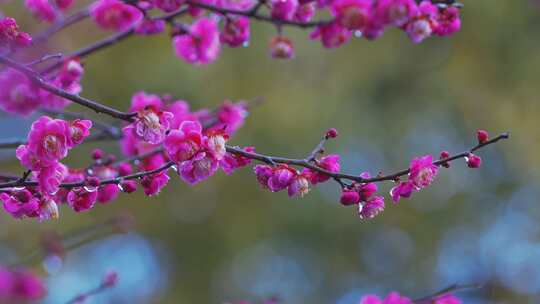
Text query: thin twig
413 283 483 303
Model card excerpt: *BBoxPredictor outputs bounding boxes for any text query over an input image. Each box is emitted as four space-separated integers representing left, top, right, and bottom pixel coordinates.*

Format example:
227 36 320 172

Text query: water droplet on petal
354 30 363 38
242 41 250 48
117 184 124 192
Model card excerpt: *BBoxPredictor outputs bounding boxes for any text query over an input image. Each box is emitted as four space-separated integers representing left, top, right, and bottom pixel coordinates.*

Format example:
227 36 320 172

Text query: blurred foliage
1 0 539 303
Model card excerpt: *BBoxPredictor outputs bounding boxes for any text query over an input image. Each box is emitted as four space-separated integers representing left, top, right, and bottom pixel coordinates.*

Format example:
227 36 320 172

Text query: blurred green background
1 0 539 303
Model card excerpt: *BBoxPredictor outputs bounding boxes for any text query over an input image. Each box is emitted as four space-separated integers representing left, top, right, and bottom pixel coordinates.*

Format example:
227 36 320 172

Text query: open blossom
215 101 248 134
178 151 219 185
221 17 250 48
433 6 461 37
125 107 173 144
359 292 412 304
405 0 438 43
358 195 384 219
27 116 70 165
408 155 438 189
173 17 221 65
0 69 41 116
90 0 144 32
288 173 310 197
307 154 340 184
310 22 352 49
389 181 414 203
141 171 170 196
164 120 204 163
67 119 92 147
0 190 40 219
220 147 254 175
0 17 32 49
330 0 372 30
205 130 228 160
254 165 274 189
67 187 98 212
375 0 417 27
268 165 296 192
270 0 299 21
0 267 46 301
37 163 67 195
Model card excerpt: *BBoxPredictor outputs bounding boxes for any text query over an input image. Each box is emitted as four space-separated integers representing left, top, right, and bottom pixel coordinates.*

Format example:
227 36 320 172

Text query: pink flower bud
439 150 450 168
86 176 101 188
269 36 295 60
326 128 338 139
121 180 137 193
466 153 482 168
477 129 489 144
92 149 104 160
102 270 119 287
340 190 360 206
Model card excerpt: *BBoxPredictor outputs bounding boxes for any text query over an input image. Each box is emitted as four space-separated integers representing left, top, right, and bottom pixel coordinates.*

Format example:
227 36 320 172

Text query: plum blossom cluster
21 0 462 66
0 266 46 302
6 116 92 220
0 17 32 51
0 58 85 115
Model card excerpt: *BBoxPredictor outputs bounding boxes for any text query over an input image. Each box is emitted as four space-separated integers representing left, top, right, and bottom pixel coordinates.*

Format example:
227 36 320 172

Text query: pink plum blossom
90 0 144 32
205 130 228 160
178 151 219 185
330 0 372 30
306 154 340 184
67 187 98 212
254 165 274 189
215 0 255 11
37 162 67 195
173 17 221 65
358 195 384 219
340 189 360 206
41 59 85 109
389 181 414 203
288 173 310 197
141 171 170 196
408 155 438 189
269 36 295 59
27 116 70 165
164 120 204 163
220 146 254 174
466 153 482 168
375 0 417 27
405 0 438 43
0 17 32 49
221 17 250 48
270 0 299 21
268 165 296 192
67 119 92 148
310 22 352 49
0 69 41 116
476 129 489 144
358 171 377 201
433 6 461 37
0 190 40 219
124 107 173 144
38 198 60 221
